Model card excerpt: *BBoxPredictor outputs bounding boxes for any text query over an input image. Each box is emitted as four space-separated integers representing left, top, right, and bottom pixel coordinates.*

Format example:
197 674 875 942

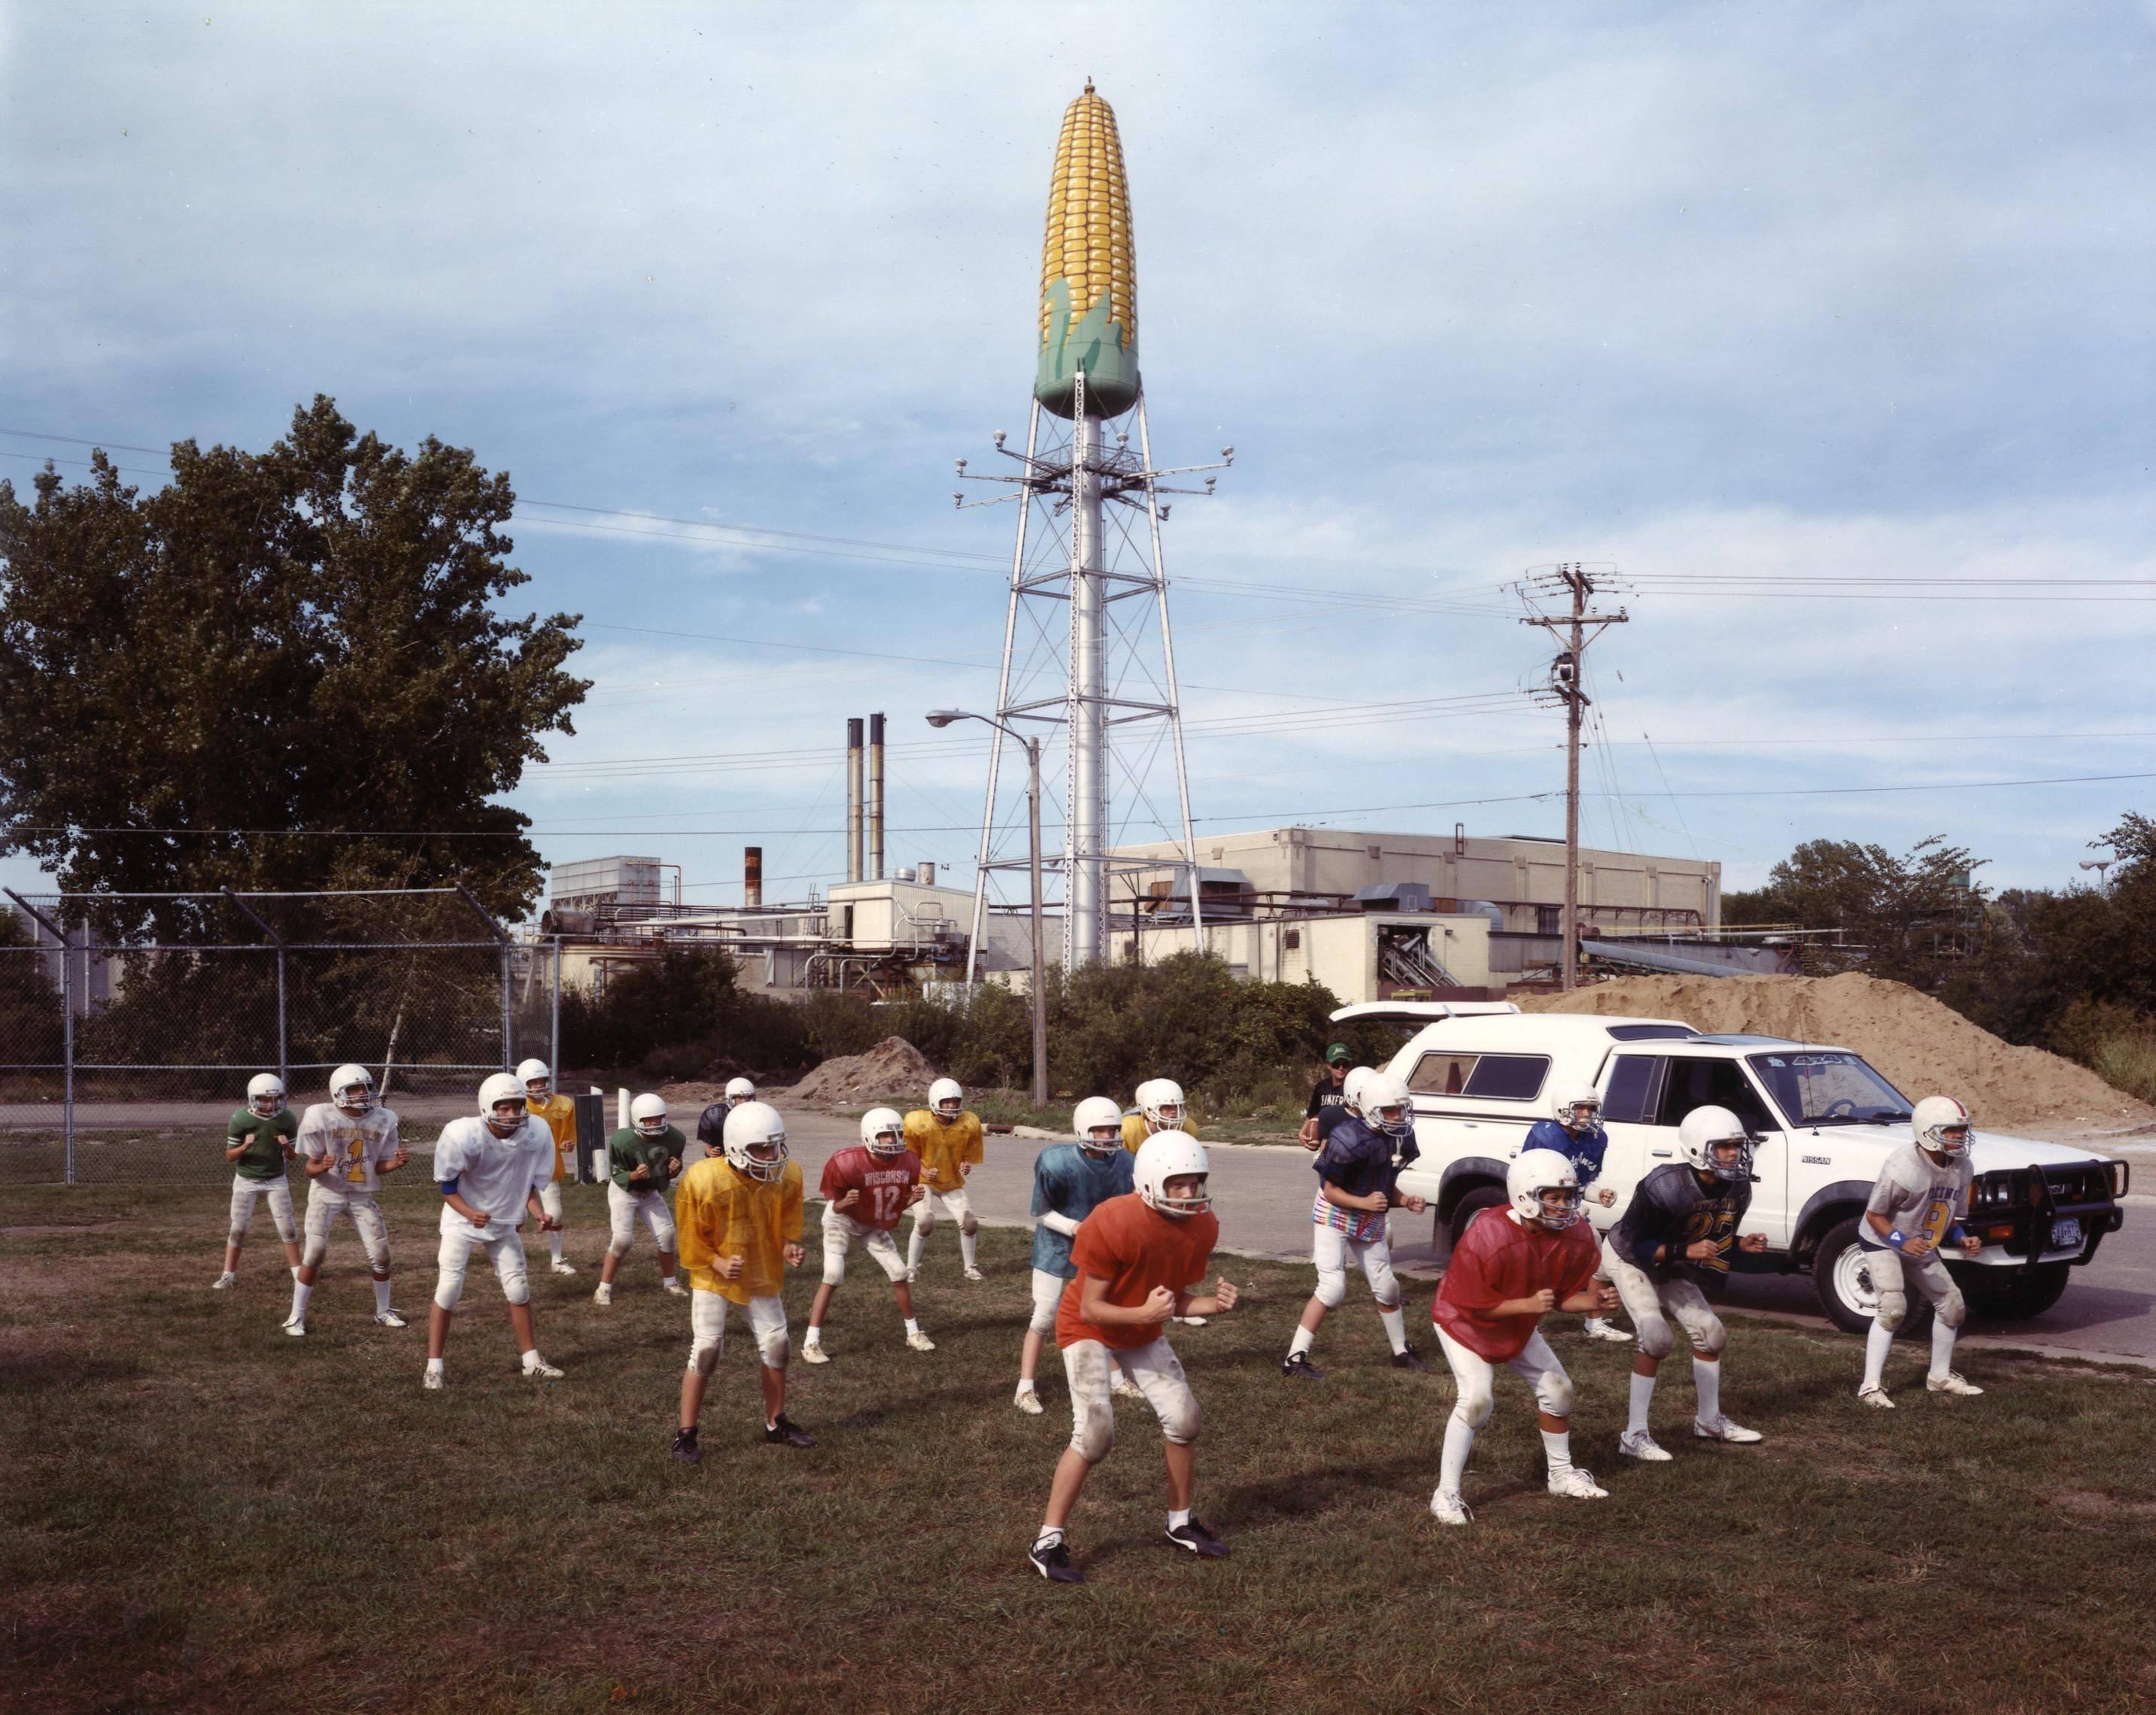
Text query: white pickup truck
1337 1002 2130 1331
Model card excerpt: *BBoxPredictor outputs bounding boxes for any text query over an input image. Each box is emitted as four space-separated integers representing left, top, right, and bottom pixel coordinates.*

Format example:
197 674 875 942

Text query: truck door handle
1650 1149 1674 1158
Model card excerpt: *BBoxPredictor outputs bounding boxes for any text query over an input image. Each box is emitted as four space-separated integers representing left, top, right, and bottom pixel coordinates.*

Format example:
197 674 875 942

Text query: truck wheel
1955 1261 2070 1322
1447 1185 1508 1252
1810 1217 1931 1337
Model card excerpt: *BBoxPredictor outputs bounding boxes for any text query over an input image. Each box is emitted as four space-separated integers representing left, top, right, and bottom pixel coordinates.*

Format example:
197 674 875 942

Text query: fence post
220 888 287 1086
6 888 74 1186
454 882 514 1072
550 936 561 1076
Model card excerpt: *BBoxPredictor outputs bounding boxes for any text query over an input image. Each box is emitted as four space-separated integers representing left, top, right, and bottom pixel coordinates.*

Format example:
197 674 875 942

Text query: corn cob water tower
958 82 1229 974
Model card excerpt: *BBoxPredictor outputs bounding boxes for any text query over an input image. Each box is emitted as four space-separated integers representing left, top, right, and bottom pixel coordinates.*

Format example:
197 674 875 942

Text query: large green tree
1721 834 1985 987
0 398 587 939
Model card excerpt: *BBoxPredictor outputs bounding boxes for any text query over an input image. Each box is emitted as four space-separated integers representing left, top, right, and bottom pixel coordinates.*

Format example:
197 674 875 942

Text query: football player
672 1100 812 1462
1282 1068 1430 1379
215 1073 303 1289
593 1093 688 1305
803 1106 931 1362
1428 1149 1617 1523
1119 1076 1198 1154
904 1076 985 1282
518 1058 579 1276
1520 1081 1629 1343
1028 1131 1240 1585
693 1076 757 1164
1015 1096 1136 1414
425 1073 564 1390
1857 1094 1984 1408
1603 1105 1769 1460
284 1064 410 1337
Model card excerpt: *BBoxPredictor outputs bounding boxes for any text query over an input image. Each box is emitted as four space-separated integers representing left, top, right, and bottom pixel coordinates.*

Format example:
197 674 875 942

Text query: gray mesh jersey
1862 1143 1972 1252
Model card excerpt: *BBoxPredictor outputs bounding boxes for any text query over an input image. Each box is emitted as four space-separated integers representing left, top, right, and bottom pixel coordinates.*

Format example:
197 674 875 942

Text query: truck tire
1447 1185 1508 1252
1810 1216 1931 1337
1954 1261 2070 1322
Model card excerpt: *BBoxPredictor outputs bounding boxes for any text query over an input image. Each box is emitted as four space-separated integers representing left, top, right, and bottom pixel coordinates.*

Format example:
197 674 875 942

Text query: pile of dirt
653 1079 792 1113
1519 972 2155 1134
785 1037 941 1110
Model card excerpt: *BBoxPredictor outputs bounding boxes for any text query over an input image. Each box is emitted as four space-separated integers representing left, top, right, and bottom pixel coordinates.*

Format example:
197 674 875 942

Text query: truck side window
1460 1055 1550 1101
1654 1058 1775 1134
1602 1055 1663 1125
1408 1053 1478 1096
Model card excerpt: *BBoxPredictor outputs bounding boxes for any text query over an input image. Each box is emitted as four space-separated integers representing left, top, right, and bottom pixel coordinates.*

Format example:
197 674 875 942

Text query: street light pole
927 709 1049 1111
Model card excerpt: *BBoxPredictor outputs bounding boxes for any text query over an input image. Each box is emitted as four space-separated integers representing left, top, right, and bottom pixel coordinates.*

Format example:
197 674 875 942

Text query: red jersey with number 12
819 1146 922 1233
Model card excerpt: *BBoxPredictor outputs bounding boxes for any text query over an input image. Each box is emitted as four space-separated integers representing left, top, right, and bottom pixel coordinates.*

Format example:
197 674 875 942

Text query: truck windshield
1747 1052 1912 1128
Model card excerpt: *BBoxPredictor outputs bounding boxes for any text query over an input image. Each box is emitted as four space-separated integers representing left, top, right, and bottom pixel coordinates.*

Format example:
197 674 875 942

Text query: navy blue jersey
1314 1103 1359 1144
1608 1161 1752 1282
1523 1117 1609 1188
1314 1115 1421 1205
1030 1143 1136 1277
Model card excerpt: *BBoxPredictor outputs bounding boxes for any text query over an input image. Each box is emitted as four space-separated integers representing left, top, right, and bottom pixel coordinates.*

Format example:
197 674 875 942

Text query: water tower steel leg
969 400 1041 986
1134 396 1205 956
1067 375 1107 969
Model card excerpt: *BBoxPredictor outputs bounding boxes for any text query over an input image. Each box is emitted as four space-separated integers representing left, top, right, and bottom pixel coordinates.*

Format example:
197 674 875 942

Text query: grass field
5 1182 2154 1713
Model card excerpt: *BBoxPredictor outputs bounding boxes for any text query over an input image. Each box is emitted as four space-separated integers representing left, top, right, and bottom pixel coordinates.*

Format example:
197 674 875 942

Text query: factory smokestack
846 718 865 884
743 846 763 909
868 712 886 881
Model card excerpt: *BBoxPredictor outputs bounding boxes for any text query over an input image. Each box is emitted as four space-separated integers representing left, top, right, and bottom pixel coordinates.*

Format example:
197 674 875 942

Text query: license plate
2050 1217 2083 1251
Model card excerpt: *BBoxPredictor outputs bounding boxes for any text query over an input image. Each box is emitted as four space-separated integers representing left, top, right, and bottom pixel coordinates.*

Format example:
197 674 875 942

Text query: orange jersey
1055 1191 1219 1351
674 1154 804 1304
903 1109 983 1191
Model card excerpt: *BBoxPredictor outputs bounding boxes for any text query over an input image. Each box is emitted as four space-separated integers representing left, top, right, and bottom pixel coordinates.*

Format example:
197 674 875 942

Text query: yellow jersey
1122 1109 1200 1155
527 1092 578 1183
903 1109 984 1192
673 1153 803 1303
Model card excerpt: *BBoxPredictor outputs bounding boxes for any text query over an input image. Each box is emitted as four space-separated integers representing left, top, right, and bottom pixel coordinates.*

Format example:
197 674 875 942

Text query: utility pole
1519 563 1628 991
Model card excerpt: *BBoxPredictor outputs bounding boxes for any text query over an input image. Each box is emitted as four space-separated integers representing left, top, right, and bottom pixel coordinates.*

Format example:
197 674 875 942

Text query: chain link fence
0 888 561 1185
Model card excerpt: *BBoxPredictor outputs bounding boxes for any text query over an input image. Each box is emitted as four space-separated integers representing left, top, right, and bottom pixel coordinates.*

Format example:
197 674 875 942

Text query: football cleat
1280 1351 1324 1382
905 1330 937 1352
1391 1345 1431 1373
1857 1384 1896 1410
213 1273 237 1291
670 1428 701 1465
800 1341 831 1364
521 1355 565 1380
1429 1489 1473 1526
903 1266 919 1284
282 1316 305 1338
1619 1428 1672 1462
374 1310 408 1329
1029 1534 1083 1583
1014 1386 1044 1415
1927 1371 1984 1397
1177 1315 1209 1328
963 1267 985 1282
764 1414 815 1449
550 1260 578 1276
1583 1319 1633 1343
1110 1371 1144 1400
1547 1466 1609 1501
423 1369 444 1392
662 1278 688 1297
1165 1519 1228 1558
592 1282 612 1307
1693 1415 1763 1444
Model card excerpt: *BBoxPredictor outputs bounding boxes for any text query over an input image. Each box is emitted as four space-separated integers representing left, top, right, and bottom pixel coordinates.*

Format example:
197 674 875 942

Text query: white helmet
928 1076 964 1124
1134 1130 1210 1219
630 1092 669 1139
1553 1079 1602 1130
1912 1094 1972 1158
1341 1066 1374 1116
1072 1094 1124 1156
478 1071 527 1135
1677 1105 1755 1184
1508 1148 1583 1230
1362 1070 1414 1139
246 1073 287 1119
861 1106 906 1157
724 1076 755 1106
329 1064 374 1115
721 1100 789 1182
1136 1077 1186 1131
516 1058 551 1100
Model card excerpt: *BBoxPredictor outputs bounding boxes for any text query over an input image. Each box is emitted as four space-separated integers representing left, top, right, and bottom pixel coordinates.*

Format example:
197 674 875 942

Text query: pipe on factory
846 718 864 884
744 846 763 909
868 712 886 881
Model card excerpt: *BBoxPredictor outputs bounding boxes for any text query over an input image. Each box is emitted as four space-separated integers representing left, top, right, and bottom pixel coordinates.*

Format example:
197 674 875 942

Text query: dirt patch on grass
2055 1489 2156 1519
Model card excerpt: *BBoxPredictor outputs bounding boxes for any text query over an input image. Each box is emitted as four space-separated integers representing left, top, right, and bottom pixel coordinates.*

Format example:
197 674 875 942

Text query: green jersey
226 1108 297 1182
609 1124 687 1194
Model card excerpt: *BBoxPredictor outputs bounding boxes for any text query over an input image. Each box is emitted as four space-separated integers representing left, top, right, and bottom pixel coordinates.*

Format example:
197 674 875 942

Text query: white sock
1540 1428 1574 1476
660 1272 677 1291
1927 1315 1958 1383
372 1278 392 1314
906 1225 926 1272
1378 1306 1408 1355
1627 1370 1656 1436
290 1279 312 1319
960 1230 979 1270
289 1264 301 1279
1034 1525 1064 1550
1584 1316 1608 1331
1863 1318 1894 1391
1016 1378 1037 1394
1168 1507 1191 1531
804 1326 823 1345
1439 1409 1477 1495
1288 1325 1316 1358
548 1230 563 1263
521 1348 542 1370
903 1317 920 1335
426 1357 444 1375
1693 1356 1722 1423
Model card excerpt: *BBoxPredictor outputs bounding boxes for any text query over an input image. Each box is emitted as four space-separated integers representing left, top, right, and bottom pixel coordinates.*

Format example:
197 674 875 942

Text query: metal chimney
743 846 763 909
868 712 886 881
846 718 865 883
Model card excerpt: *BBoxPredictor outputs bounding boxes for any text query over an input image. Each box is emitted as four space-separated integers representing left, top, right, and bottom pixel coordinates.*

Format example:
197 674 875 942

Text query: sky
2 1 2151 917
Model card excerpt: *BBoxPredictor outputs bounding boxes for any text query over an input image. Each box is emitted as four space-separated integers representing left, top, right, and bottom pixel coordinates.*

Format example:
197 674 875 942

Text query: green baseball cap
1325 1043 1351 1064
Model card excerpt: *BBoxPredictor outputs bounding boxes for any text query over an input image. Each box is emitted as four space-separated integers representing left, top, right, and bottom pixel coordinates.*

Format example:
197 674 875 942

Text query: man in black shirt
1298 1044 1353 1152
1602 1104 1769 1462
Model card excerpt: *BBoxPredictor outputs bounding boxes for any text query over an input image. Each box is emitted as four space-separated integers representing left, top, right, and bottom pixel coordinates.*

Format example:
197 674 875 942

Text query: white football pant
1028 1267 1067 1336
1063 1336 1199 1464
302 1187 390 1272
1311 1222 1401 1309
606 1182 678 1258
1599 1237 1728 1359
688 1288 789 1374
908 1187 979 1270
1435 1325 1575 1495
433 1221 531 1310
821 1210 907 1285
229 1175 297 1246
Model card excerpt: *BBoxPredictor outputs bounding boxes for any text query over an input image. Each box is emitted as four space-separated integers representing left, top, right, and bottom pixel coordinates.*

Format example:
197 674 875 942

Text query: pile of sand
786 1037 941 1110
1519 973 2154 1134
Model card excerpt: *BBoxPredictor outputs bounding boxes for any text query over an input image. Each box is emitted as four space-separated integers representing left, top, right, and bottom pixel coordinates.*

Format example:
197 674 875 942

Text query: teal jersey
226 1108 297 1182
609 1124 687 1194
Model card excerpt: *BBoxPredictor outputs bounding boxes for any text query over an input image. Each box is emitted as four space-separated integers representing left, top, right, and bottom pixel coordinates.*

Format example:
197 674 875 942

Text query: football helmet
630 1093 669 1140
1508 1147 1583 1230
1912 1094 1972 1158
1341 1066 1374 1116
329 1064 375 1115
1553 1079 1602 1131
1362 1070 1414 1138
928 1076 964 1124
478 1071 527 1136
1072 1094 1124 1156
246 1073 287 1119
724 1076 755 1106
861 1106 906 1157
721 1100 789 1182
1134 1130 1211 1219
1677 1105 1755 1184
1136 1077 1186 1131
516 1058 552 1101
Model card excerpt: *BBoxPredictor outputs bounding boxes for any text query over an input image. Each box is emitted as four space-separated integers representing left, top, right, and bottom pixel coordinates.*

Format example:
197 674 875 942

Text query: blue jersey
1314 1116 1420 1204
1314 1103 1358 1143
1523 1118 1608 1188
1029 1143 1136 1276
